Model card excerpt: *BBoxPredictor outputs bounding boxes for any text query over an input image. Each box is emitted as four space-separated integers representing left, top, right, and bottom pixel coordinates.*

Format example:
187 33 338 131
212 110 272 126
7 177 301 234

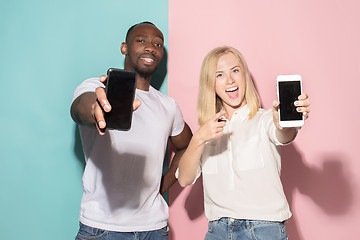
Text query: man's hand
92 75 141 135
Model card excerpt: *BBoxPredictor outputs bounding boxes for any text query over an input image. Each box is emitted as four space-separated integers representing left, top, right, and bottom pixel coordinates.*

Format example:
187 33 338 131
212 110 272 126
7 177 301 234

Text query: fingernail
294 101 300 106
99 121 106 128
104 104 111 111
297 107 302 112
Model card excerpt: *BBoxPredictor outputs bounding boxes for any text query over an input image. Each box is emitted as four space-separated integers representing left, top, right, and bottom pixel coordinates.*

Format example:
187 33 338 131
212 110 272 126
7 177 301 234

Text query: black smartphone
104 68 137 131
276 75 304 128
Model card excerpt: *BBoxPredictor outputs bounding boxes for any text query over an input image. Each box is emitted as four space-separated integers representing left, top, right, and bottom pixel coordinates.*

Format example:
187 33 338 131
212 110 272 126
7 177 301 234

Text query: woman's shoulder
255 108 272 117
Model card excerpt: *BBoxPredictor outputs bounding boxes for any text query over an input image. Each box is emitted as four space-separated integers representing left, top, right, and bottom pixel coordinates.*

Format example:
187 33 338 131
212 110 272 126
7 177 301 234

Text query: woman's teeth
226 87 238 92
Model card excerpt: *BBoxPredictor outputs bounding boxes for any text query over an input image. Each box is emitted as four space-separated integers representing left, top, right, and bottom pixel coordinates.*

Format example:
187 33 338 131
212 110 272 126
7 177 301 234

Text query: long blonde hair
197 46 261 126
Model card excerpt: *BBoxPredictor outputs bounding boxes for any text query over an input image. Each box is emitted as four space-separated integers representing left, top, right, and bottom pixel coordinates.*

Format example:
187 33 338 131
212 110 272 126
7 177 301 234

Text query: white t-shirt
72 78 185 232
193 105 292 222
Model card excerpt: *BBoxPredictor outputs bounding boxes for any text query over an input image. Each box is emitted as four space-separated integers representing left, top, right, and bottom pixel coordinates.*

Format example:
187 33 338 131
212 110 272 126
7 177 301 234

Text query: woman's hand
273 93 310 130
273 93 310 144
194 111 227 145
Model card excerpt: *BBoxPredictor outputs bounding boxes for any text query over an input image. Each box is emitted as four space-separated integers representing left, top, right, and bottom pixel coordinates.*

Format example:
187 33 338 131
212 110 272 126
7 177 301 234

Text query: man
71 22 192 240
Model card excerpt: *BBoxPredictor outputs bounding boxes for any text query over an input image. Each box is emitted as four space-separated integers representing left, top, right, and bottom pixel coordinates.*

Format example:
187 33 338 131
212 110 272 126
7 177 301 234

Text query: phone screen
278 81 302 121
104 68 136 131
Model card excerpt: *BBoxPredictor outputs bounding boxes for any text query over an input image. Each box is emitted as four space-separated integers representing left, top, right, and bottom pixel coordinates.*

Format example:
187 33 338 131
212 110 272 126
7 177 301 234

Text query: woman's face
215 52 247 115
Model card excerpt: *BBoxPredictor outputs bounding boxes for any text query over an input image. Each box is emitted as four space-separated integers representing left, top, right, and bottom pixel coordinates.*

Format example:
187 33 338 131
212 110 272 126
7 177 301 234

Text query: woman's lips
225 87 239 99
226 86 238 92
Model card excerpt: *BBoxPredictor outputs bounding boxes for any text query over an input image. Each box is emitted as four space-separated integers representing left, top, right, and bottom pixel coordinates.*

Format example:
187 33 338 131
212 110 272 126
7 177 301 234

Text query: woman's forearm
178 134 205 187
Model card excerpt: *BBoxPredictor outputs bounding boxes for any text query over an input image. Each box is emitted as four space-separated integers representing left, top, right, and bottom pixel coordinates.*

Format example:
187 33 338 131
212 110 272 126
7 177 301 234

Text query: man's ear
121 42 128 55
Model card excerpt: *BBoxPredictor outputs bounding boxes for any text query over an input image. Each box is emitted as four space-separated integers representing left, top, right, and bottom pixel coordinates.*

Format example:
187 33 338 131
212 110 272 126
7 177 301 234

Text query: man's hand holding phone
92 74 140 135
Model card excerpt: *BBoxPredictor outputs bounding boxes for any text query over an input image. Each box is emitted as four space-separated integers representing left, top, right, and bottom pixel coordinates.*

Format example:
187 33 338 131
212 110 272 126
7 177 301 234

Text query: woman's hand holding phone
273 92 310 130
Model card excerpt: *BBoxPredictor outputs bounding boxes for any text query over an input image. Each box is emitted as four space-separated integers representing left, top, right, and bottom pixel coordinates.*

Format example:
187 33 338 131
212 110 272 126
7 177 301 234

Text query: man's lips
139 54 156 65
140 57 154 64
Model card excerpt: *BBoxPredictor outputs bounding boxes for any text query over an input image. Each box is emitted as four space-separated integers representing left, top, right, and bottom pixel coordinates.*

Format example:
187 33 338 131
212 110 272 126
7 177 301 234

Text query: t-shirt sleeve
72 77 104 103
170 101 185 137
174 166 201 185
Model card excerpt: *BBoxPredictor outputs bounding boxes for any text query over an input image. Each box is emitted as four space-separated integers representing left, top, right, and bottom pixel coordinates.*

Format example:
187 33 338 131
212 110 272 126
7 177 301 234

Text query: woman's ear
121 42 128 55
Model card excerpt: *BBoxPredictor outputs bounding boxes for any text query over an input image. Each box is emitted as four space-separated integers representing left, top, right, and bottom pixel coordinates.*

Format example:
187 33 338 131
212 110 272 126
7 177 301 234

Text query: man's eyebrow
135 34 164 41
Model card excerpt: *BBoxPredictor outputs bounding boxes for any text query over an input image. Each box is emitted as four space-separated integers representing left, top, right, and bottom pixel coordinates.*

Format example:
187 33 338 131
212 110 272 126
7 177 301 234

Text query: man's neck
135 76 151 91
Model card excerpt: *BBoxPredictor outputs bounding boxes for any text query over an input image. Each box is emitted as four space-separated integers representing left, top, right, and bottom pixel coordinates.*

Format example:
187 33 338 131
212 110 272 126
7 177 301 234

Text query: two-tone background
1 0 359 239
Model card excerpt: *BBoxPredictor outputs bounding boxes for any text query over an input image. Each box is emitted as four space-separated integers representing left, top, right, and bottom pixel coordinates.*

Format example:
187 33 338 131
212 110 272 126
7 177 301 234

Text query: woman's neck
222 102 247 120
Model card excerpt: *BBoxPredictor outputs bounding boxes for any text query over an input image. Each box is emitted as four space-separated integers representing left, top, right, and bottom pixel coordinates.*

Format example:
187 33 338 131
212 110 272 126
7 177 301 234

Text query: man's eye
137 39 145 43
155 43 162 47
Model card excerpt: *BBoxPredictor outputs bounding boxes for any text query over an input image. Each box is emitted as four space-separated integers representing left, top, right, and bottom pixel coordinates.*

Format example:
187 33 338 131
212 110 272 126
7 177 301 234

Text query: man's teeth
226 87 238 92
142 58 154 63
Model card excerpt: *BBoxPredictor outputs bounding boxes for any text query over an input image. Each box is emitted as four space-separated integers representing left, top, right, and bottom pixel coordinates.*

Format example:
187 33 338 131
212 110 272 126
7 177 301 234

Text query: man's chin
136 67 158 77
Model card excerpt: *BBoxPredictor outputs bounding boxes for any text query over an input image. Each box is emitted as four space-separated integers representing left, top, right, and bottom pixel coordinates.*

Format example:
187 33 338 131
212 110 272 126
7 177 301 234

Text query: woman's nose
226 75 235 84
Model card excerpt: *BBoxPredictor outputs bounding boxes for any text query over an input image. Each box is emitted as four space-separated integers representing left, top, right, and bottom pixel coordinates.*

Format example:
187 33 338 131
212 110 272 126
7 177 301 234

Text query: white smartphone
276 74 304 128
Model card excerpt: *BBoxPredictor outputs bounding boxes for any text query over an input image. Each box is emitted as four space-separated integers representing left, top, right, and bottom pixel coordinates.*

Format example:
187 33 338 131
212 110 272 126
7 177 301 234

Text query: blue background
0 0 168 239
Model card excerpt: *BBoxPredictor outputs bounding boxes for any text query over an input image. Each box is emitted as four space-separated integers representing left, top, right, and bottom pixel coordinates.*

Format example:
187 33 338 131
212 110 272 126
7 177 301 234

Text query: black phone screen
278 81 302 121
104 68 136 131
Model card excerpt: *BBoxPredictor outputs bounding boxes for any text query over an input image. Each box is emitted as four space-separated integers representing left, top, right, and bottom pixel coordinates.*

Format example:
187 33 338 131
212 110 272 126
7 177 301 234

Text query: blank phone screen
278 81 302 121
105 69 136 131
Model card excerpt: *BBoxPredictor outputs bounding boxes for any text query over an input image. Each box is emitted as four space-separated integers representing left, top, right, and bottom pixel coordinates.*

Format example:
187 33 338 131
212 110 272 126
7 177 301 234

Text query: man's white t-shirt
72 78 185 232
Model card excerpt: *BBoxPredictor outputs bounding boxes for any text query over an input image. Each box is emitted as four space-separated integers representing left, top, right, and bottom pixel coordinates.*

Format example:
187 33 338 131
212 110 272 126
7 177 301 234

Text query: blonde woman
177 46 310 240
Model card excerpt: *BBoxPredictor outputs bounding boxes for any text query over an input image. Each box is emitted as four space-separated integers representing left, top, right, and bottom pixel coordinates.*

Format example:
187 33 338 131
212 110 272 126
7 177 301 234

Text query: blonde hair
197 46 261 126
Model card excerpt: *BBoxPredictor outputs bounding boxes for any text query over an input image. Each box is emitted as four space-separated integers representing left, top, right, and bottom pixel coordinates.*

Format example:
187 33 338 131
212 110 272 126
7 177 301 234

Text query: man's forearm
160 149 185 195
70 92 97 128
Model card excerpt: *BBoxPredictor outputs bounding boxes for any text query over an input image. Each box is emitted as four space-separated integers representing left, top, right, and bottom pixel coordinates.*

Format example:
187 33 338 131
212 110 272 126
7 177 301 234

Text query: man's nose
144 42 155 53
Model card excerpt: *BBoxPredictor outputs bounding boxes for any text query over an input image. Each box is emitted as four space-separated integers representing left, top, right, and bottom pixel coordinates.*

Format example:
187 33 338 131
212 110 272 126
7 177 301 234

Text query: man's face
123 24 164 77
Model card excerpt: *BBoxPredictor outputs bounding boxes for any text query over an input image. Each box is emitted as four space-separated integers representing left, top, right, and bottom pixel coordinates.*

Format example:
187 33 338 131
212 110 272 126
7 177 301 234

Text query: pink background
167 0 360 239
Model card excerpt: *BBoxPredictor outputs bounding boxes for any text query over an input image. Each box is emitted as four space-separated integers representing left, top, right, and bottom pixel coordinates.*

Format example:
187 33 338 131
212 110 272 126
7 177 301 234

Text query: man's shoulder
72 77 103 102
149 86 176 104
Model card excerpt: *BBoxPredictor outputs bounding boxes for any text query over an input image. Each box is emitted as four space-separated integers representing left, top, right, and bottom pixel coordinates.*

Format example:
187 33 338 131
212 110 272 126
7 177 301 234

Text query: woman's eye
233 69 239 73
216 74 223 78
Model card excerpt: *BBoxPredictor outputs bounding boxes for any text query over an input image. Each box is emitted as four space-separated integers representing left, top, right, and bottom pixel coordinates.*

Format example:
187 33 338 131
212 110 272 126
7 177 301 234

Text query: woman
177 46 310 240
